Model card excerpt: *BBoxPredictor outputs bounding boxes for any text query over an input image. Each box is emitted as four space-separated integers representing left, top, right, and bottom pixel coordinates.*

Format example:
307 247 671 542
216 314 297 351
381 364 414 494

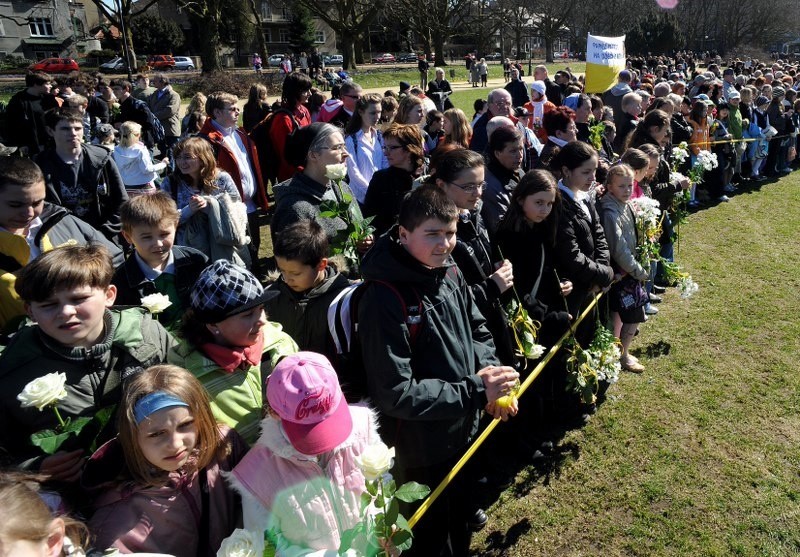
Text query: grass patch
470 174 800 556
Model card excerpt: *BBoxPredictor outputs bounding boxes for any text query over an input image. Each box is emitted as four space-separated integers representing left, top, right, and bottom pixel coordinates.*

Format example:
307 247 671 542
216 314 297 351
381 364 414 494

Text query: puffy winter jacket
167 322 298 444
229 405 379 555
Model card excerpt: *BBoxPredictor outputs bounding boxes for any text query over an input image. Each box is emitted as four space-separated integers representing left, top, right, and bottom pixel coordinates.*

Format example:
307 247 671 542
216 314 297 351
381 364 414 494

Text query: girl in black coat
551 142 614 346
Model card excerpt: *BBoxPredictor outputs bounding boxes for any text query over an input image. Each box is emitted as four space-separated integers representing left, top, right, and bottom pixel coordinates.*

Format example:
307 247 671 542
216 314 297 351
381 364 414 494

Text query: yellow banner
585 34 626 94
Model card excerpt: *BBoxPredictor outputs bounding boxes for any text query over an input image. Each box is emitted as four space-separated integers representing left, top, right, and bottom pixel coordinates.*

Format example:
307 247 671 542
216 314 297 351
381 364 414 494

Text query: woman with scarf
525 80 556 142
168 260 298 444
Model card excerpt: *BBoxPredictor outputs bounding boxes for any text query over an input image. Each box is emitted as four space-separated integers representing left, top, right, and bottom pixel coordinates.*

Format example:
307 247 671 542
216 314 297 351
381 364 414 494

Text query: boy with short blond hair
0 244 174 479
266 219 350 354
113 191 208 329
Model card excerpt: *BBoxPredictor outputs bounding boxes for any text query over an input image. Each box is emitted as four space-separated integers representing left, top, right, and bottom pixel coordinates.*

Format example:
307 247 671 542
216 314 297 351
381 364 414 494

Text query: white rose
17 372 68 411
325 163 348 181
356 442 396 480
216 529 263 557
140 293 172 314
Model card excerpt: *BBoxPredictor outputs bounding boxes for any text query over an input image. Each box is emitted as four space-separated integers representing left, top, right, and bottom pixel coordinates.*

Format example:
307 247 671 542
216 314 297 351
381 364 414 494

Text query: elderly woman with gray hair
271 122 370 253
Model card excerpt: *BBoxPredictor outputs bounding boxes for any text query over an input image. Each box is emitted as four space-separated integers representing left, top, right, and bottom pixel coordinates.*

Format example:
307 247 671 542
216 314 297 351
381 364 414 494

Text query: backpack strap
368 279 424 344
0 253 23 274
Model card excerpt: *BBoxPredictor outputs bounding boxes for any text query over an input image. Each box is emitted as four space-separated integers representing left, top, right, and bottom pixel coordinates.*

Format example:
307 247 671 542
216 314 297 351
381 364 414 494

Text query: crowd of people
0 51 798 557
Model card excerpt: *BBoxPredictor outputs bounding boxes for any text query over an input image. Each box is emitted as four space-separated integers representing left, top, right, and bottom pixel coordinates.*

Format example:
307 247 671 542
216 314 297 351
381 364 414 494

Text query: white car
268 54 285 67
326 54 344 65
173 56 195 71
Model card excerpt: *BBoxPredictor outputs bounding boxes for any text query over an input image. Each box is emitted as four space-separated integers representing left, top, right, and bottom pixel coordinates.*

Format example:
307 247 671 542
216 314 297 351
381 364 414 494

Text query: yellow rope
407 292 604 529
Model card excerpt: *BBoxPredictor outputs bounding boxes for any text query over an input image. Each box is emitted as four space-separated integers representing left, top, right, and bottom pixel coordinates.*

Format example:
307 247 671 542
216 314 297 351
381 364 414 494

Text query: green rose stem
378 475 391 557
52 405 66 429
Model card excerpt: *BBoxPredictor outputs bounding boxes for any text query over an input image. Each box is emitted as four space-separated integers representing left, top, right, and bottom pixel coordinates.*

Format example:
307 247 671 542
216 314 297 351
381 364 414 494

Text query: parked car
485 52 503 61
268 54 285 67
324 54 344 65
173 56 195 71
28 58 79 73
146 55 176 70
372 53 396 63
99 56 127 72
397 53 418 63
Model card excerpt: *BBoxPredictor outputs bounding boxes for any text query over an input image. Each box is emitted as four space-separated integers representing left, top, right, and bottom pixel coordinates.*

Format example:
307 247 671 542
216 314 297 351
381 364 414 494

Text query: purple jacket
85 427 248 557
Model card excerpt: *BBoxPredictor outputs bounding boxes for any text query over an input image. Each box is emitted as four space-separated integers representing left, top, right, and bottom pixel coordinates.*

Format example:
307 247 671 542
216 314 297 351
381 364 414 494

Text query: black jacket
495 221 571 346
36 144 128 242
358 229 498 469
265 265 351 355
5 89 59 154
111 245 209 326
451 209 516 366
544 78 563 106
553 191 614 318
363 166 415 237
504 79 530 108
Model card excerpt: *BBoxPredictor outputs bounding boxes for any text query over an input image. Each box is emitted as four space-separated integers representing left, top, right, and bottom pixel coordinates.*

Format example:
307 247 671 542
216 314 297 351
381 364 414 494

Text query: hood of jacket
111 144 147 172
360 226 458 289
609 83 633 97
272 172 328 206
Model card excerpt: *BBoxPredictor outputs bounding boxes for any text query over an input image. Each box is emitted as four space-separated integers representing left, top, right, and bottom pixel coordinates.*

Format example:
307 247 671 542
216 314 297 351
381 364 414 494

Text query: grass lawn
470 175 800 556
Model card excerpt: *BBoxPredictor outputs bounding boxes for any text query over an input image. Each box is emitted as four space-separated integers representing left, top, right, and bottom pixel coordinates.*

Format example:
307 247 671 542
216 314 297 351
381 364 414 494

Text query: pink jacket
85 427 248 557
228 405 379 555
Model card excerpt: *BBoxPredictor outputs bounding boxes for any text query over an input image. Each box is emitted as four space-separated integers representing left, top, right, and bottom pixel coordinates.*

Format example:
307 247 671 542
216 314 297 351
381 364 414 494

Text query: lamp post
116 0 133 81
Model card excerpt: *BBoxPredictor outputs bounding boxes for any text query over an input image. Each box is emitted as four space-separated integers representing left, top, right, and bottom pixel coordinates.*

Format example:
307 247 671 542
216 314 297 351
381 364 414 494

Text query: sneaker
724 184 736 193
469 508 489 531
779 167 792 175
649 293 663 303
718 195 730 202
645 303 659 315
688 200 701 209
621 358 645 373
652 284 667 294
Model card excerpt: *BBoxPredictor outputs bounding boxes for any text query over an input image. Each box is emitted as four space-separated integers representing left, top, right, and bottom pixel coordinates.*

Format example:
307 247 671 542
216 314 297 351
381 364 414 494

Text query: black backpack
131 97 165 144
327 280 424 402
249 108 300 185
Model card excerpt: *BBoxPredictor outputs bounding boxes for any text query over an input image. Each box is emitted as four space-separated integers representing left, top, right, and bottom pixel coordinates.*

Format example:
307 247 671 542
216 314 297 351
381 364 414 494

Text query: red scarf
202 332 265 373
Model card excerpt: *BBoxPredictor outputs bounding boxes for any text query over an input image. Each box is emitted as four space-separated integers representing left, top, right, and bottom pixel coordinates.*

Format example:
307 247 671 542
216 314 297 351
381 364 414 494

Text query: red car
372 53 396 63
28 58 79 73
147 55 176 70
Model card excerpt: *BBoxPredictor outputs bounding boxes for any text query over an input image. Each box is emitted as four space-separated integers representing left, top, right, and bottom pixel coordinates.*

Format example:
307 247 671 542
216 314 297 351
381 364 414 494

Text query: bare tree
293 0 384 69
88 0 160 70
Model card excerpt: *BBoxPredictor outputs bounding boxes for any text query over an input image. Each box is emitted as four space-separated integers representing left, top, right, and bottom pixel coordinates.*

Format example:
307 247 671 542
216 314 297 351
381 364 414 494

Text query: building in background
0 0 91 60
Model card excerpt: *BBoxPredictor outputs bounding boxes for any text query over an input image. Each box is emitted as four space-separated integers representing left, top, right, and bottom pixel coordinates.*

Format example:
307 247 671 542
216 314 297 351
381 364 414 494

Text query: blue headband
134 391 189 424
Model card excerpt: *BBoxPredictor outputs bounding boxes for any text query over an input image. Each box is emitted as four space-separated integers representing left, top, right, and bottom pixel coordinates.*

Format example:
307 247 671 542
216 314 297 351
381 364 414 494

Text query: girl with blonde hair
112 120 168 195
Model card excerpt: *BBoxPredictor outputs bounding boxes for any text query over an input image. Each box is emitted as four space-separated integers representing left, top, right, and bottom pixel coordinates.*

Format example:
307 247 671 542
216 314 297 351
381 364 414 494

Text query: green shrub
183 71 281 98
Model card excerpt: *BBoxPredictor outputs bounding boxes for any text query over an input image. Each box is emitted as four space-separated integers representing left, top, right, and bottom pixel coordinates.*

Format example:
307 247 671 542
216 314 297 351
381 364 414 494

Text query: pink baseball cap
266 352 352 455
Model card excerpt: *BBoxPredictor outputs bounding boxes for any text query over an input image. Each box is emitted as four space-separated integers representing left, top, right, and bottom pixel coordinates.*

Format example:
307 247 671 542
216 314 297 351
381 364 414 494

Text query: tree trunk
341 34 357 70
544 34 554 63
355 37 364 65
434 34 447 67
199 17 224 72
515 30 522 58
246 0 268 57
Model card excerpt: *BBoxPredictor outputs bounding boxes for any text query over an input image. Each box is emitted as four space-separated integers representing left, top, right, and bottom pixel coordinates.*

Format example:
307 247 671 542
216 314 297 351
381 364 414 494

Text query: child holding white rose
112 192 208 330
0 244 174 486
228 351 383 556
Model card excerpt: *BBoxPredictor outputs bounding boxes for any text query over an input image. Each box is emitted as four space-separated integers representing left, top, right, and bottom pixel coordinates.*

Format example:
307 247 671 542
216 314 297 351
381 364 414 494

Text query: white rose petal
140 293 172 314
325 163 348 181
216 529 263 557
356 442 396 480
17 372 68 411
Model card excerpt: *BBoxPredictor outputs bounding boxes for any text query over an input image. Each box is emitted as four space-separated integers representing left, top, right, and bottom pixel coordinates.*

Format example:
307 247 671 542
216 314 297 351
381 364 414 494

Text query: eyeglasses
448 181 486 193
343 95 362 100
382 144 405 152
320 143 346 152
493 100 510 107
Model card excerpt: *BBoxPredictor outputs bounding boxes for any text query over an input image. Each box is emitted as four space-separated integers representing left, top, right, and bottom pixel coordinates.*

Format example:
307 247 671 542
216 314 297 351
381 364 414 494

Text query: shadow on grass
632 340 671 359
476 518 533 557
